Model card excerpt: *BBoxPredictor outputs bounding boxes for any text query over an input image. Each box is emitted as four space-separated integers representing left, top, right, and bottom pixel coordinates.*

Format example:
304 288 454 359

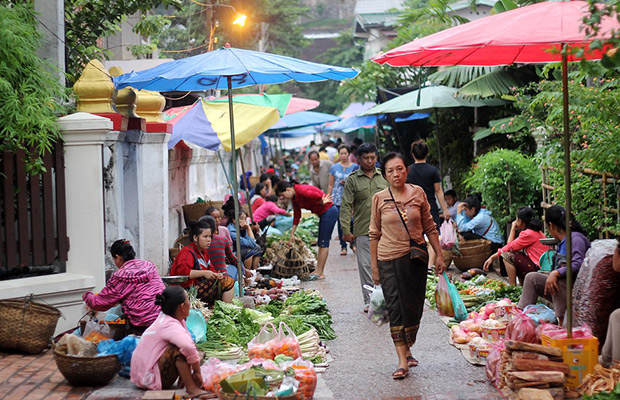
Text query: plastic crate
541 333 599 389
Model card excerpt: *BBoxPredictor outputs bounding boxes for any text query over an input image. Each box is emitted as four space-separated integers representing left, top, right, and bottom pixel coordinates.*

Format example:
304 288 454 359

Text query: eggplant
461 272 473 280
467 268 487 276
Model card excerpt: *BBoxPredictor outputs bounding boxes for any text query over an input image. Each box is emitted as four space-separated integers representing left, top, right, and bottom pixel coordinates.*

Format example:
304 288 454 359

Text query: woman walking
483 207 547 286
369 152 446 380
327 144 359 255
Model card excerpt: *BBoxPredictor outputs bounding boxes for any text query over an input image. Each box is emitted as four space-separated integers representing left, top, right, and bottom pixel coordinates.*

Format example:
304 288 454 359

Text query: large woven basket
452 239 492 272
54 349 120 386
182 201 212 226
0 298 61 354
442 249 453 268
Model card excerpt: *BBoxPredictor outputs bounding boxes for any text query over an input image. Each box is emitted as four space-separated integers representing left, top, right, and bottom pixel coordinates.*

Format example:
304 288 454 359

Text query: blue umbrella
114 44 359 292
324 115 377 133
268 111 340 131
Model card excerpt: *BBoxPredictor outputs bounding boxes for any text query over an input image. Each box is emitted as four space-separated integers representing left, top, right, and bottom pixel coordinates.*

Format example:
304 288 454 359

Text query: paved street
308 242 503 400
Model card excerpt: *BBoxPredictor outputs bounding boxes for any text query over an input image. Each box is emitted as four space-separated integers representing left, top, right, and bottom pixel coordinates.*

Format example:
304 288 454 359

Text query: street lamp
205 3 247 51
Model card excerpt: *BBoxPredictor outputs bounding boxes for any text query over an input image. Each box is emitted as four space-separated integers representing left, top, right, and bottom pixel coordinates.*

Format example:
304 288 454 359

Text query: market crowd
80 138 620 389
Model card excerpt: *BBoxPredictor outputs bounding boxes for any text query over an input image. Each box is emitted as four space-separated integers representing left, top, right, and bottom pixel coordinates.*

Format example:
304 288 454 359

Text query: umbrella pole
227 76 244 297
561 47 572 338
217 151 234 196
238 147 255 223
434 108 443 177
277 131 286 177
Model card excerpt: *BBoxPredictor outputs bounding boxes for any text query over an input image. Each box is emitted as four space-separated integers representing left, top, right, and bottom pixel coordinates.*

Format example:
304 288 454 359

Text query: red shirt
170 243 213 288
292 184 332 225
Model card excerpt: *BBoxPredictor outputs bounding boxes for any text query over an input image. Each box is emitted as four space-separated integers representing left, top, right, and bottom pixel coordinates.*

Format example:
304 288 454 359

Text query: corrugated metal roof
354 0 405 14
357 12 402 26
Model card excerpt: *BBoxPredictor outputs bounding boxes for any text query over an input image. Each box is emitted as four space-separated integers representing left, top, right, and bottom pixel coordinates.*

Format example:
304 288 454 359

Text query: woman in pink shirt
130 286 207 397
483 207 547 286
253 195 290 226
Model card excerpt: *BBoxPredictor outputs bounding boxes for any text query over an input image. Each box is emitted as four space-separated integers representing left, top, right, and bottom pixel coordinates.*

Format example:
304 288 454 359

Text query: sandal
392 367 408 380
308 274 325 281
340 249 347 256
406 356 419 367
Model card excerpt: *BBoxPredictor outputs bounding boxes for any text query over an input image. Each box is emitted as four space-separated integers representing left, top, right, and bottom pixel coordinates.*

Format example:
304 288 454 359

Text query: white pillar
127 131 170 275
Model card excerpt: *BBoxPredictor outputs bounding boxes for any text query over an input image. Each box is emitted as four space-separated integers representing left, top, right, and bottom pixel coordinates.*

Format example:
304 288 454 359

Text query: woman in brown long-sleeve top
369 152 446 380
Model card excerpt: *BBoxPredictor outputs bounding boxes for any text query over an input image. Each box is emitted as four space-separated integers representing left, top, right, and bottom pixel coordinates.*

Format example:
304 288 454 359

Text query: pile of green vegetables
259 290 336 341
583 383 620 400
265 216 319 250
201 291 335 359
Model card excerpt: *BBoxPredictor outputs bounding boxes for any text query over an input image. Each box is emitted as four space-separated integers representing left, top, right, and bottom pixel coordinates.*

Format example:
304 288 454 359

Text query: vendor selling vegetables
369 152 446 380
170 220 235 305
83 239 165 335
131 286 209 398
276 181 338 280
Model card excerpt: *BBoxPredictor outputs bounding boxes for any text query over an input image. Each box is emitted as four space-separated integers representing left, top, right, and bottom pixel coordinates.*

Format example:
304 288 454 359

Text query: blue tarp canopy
268 111 340 131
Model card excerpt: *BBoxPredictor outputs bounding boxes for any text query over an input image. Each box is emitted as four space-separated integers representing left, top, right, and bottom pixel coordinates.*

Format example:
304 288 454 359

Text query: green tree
297 31 365 114
464 149 541 232
64 0 182 82
157 0 309 58
0 2 68 173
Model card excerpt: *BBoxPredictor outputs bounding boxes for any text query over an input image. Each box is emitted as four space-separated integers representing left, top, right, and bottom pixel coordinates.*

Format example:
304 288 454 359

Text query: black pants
378 254 427 347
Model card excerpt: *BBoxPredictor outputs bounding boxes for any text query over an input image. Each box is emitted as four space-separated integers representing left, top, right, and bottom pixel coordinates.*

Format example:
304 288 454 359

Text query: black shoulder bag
388 187 429 265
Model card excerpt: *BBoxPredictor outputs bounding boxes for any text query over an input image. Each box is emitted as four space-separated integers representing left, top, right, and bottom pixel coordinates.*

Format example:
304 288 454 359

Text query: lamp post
204 3 246 52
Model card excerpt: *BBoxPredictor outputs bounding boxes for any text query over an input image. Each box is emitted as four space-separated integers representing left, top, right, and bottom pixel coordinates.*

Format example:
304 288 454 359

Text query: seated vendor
456 195 504 252
130 286 208 398
225 206 263 271
253 195 291 230
483 207 547 286
518 205 591 324
83 239 165 335
170 220 235 305
600 239 620 368
200 216 251 281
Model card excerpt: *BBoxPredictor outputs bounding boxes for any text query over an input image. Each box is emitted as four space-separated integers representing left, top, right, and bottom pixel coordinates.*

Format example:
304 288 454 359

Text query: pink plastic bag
535 323 562 343
543 325 593 340
506 313 537 343
281 358 317 400
247 322 277 360
201 357 241 393
272 322 302 359
440 219 457 250
485 340 505 384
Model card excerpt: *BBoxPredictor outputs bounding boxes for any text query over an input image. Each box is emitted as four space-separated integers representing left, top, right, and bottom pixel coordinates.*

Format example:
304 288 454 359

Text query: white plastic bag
440 219 457 250
363 285 389 326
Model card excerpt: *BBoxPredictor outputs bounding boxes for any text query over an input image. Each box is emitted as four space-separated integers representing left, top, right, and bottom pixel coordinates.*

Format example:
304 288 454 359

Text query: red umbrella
372 1 620 336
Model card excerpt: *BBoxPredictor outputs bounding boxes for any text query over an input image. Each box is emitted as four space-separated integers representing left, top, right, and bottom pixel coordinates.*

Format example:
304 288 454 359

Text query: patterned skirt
193 276 235 305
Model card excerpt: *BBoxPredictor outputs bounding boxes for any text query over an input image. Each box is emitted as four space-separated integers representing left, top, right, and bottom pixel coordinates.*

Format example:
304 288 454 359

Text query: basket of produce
53 335 120 386
0 297 61 354
452 240 492 272
54 350 120 386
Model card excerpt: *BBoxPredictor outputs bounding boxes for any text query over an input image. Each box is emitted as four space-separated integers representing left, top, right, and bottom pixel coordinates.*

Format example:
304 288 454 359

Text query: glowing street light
232 13 247 27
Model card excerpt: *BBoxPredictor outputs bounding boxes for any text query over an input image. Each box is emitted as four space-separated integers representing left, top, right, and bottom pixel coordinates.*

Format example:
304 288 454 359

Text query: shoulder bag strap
388 187 413 240
481 219 494 238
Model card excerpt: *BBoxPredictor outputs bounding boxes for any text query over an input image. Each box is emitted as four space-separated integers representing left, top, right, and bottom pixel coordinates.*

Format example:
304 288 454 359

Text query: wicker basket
442 249 453 268
182 200 212 226
54 349 120 386
458 239 491 257
0 298 61 354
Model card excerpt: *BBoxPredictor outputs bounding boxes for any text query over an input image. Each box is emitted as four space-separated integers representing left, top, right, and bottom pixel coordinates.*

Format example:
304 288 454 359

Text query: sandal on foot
392 367 408 380
406 356 419 367
340 249 347 256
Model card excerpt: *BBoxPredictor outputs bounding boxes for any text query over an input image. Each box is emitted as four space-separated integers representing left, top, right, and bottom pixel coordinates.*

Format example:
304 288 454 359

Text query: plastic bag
523 304 557 325
435 272 454 317
248 322 278 360
535 323 562 343
281 358 316 400
485 340 505 384
447 275 468 322
272 322 302 359
543 325 593 340
440 220 457 250
97 336 139 377
82 320 111 343
363 285 389 326
506 312 537 343
56 333 97 357
201 357 241 394
187 309 207 343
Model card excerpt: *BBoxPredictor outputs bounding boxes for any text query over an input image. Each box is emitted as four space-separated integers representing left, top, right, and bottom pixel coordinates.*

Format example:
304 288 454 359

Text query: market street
310 242 503 400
